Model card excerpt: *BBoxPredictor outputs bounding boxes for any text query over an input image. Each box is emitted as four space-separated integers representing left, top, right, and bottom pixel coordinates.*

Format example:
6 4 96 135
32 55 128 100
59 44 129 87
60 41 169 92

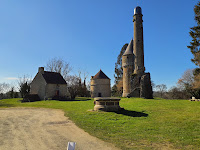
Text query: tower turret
122 39 134 97
122 6 153 99
133 6 145 76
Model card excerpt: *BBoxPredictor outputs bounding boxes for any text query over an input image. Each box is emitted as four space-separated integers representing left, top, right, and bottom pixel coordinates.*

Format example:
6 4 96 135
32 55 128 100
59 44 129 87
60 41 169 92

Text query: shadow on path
115 109 148 117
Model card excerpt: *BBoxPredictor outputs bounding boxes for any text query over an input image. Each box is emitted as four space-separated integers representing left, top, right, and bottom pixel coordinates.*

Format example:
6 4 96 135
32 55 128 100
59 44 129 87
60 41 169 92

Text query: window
98 93 102 97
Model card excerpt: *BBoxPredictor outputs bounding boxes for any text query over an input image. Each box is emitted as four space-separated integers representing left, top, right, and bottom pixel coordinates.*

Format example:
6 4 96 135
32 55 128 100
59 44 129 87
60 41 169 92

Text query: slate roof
93 70 110 79
42 71 67 84
123 39 133 56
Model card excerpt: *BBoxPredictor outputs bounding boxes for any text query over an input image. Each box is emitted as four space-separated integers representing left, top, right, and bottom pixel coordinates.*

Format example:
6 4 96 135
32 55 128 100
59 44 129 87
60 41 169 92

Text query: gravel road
0 108 120 150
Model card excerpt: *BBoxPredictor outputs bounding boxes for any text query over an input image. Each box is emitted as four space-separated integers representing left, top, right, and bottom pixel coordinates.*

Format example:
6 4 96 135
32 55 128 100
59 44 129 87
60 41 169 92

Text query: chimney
38 67 44 74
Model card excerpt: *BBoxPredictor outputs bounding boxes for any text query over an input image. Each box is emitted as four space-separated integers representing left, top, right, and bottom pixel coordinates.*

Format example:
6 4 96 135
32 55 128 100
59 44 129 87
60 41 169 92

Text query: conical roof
93 69 110 79
123 39 133 56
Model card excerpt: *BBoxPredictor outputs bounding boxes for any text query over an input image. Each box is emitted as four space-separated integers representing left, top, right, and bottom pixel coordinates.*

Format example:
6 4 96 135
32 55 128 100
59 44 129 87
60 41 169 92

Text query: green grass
1 97 200 150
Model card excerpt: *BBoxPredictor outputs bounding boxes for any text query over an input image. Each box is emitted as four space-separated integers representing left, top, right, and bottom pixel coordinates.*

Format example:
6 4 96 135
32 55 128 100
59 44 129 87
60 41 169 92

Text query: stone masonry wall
133 13 145 75
90 79 111 98
46 84 68 98
122 55 134 97
30 73 46 100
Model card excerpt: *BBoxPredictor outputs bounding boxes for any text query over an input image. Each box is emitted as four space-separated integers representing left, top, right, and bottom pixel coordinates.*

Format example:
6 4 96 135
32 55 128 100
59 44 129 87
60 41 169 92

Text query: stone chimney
38 67 44 74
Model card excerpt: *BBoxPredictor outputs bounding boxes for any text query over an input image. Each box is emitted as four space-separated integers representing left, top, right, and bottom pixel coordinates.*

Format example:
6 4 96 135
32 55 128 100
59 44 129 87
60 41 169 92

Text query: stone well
94 97 122 112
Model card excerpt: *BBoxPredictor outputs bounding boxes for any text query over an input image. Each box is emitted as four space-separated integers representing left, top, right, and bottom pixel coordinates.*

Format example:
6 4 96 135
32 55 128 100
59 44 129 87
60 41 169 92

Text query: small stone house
90 70 111 98
30 67 68 100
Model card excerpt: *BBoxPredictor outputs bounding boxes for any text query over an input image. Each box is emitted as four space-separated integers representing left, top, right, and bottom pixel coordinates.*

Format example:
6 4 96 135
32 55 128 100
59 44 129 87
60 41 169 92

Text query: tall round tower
133 6 145 76
122 39 134 97
122 6 153 98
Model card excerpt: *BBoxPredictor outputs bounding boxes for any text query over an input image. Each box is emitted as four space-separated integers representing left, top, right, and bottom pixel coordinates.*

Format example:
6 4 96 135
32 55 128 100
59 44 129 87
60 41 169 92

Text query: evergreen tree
112 43 128 96
187 1 200 66
187 2 200 91
14 92 19 98
114 43 128 84
9 87 15 98
19 82 30 98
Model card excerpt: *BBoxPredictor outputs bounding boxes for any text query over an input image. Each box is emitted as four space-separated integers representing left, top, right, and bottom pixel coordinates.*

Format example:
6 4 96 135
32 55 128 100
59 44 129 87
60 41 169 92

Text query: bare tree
45 57 72 79
167 86 190 99
67 75 80 99
0 83 10 94
77 69 90 97
0 83 10 99
83 71 88 81
156 84 167 98
177 69 194 89
77 69 88 83
151 80 156 91
177 69 200 98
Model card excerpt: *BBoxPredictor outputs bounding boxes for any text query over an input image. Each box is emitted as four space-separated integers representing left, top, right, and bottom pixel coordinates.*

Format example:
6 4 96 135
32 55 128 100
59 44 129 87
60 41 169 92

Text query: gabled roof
42 71 67 84
93 70 110 79
123 39 133 56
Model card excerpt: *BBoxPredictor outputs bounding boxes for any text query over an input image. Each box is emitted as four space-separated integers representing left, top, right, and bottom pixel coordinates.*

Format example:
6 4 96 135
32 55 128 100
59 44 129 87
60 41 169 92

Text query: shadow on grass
115 109 148 117
57 98 91 102
0 104 15 108
57 99 91 102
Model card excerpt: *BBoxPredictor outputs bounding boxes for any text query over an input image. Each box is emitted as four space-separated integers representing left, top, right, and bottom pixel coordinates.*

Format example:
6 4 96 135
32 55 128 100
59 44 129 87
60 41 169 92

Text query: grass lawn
0 97 200 150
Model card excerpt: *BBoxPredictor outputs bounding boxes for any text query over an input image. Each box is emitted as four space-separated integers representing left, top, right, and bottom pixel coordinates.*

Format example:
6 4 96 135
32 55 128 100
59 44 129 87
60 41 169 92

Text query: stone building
122 39 134 97
122 6 153 99
30 67 68 100
90 70 111 98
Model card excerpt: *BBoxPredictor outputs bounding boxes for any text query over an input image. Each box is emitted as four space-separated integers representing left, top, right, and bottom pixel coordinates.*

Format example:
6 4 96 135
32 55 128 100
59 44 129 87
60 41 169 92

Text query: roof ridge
42 71 67 84
44 71 61 74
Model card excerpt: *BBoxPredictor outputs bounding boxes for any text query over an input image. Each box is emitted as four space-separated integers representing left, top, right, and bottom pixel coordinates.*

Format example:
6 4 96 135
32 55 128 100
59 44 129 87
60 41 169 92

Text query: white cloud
4 77 19 80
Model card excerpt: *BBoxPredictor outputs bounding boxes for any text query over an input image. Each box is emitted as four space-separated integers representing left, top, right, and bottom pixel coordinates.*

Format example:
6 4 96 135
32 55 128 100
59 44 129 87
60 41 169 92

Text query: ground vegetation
0 98 200 150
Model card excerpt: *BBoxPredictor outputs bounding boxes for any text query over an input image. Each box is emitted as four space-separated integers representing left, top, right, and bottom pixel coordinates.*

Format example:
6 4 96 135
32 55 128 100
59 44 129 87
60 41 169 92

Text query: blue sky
0 0 199 90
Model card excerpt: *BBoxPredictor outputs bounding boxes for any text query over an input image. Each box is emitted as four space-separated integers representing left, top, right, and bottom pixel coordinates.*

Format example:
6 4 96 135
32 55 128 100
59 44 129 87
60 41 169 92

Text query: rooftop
134 6 142 15
42 71 67 84
123 39 133 56
93 70 110 79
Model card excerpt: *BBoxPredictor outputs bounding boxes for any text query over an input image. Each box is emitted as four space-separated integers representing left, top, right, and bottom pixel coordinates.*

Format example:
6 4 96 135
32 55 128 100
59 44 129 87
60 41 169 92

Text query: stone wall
90 79 111 98
133 12 145 75
140 73 153 99
122 67 134 97
30 73 47 100
46 84 68 98
122 55 134 97
129 73 153 99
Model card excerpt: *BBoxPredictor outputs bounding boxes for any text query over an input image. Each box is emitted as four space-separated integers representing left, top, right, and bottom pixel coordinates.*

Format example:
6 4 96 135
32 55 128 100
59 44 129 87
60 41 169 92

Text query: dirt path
0 108 120 150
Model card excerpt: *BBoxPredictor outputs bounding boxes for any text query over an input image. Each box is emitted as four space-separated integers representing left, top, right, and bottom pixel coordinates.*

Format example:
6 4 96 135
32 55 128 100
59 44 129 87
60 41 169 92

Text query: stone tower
133 6 145 76
90 70 111 98
122 6 153 99
122 39 134 97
